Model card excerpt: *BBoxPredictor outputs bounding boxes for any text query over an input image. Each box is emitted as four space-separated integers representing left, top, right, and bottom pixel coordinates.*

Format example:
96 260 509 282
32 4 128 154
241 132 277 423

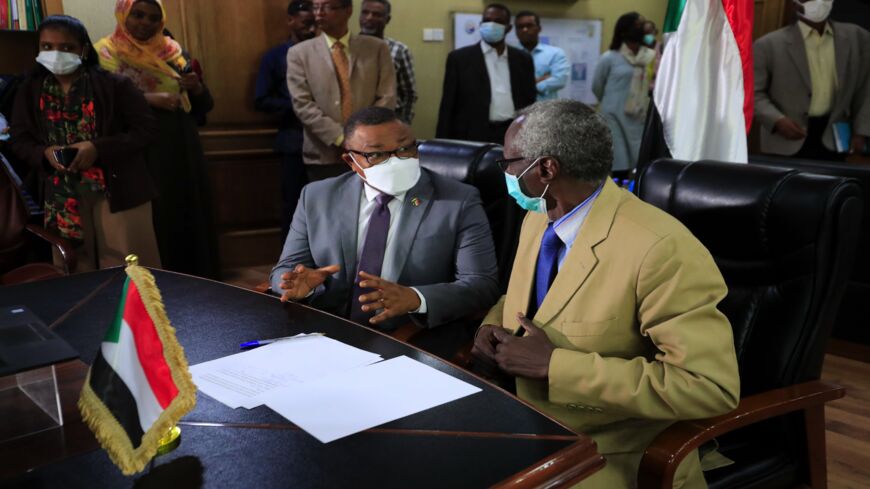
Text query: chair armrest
637 380 845 489
25 224 77 274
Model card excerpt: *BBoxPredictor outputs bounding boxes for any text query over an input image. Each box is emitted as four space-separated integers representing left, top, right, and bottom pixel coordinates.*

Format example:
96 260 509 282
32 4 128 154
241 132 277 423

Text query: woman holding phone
9 15 160 271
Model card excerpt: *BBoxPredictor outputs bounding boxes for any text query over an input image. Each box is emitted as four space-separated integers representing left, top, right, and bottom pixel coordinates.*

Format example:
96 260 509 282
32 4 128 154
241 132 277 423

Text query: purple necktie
350 193 394 323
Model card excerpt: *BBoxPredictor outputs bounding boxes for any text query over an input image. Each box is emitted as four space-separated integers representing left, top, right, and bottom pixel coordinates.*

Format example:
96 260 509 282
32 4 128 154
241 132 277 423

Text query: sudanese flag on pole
78 257 196 475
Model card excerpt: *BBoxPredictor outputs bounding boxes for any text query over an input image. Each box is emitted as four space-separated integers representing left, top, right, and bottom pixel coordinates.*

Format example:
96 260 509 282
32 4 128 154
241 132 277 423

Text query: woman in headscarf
591 12 657 180
95 0 219 279
10 15 161 271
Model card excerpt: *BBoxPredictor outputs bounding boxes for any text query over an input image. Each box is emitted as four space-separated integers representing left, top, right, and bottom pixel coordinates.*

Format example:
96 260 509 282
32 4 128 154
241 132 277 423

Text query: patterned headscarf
94 0 191 111
107 0 184 77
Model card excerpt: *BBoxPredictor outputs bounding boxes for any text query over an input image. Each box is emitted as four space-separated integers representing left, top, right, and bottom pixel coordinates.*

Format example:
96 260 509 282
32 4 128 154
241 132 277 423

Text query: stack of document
191 335 481 442
191 334 382 409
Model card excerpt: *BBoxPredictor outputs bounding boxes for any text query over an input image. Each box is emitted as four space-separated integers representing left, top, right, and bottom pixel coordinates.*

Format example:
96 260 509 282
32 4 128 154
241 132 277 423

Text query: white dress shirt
481 41 516 122
356 182 427 313
552 185 604 270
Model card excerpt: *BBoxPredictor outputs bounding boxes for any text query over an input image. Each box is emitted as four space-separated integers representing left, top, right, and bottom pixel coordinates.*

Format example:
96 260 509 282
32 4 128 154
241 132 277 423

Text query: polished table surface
0 269 603 488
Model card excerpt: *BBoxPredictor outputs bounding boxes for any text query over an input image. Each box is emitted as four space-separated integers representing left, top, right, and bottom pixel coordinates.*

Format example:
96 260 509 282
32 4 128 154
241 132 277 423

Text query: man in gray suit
270 107 500 355
754 0 870 159
287 0 396 181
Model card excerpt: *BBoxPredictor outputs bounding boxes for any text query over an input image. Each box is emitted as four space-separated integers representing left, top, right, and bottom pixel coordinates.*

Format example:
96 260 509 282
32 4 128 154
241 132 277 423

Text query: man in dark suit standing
436 3 536 144
254 0 318 240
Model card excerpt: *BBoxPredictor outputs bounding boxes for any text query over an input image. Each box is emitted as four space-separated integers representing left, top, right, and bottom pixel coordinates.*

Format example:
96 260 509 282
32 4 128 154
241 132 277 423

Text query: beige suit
484 180 740 488
286 33 396 166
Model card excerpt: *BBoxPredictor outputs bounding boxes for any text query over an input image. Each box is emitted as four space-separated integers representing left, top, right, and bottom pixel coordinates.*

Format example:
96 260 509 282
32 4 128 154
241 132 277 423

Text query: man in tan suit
473 100 740 488
287 0 396 180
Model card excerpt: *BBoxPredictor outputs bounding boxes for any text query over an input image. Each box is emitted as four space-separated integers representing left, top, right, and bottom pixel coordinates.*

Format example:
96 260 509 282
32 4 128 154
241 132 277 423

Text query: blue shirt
254 41 303 154
525 43 571 101
552 185 603 269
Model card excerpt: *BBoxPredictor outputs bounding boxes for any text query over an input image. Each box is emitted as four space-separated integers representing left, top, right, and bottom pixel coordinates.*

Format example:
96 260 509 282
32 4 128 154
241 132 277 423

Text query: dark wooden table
0 268 604 488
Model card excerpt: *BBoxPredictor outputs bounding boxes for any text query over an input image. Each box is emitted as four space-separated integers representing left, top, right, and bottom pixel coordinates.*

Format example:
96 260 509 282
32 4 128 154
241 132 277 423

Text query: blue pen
239 332 325 350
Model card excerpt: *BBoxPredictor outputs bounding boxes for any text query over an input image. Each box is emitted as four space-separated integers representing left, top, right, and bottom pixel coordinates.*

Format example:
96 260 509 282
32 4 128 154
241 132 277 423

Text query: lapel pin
411 197 421 207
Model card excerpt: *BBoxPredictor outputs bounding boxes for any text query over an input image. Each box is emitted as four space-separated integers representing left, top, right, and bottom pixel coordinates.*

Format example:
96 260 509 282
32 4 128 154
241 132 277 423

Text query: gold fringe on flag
78 256 197 475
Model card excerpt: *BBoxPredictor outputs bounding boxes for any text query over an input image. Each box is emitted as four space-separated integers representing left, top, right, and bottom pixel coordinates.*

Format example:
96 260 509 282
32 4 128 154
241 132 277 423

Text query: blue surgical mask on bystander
479 21 507 44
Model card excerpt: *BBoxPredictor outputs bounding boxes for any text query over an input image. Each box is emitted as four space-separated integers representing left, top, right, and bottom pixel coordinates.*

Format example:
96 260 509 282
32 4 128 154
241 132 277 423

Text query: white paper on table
190 335 383 409
263 355 482 443
191 362 302 409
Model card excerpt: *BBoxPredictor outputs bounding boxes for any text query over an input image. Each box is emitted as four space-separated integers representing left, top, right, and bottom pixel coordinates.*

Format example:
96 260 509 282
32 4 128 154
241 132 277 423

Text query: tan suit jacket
484 180 740 487
754 21 870 155
286 33 396 165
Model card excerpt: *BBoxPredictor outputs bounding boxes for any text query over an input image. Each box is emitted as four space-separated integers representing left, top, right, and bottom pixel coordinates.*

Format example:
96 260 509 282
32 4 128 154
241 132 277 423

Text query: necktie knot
375 193 393 209
541 224 562 251
333 40 344 51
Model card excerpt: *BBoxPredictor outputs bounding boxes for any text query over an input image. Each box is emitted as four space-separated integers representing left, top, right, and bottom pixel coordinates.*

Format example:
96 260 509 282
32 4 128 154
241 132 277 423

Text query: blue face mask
643 34 656 46
479 21 507 44
504 158 549 213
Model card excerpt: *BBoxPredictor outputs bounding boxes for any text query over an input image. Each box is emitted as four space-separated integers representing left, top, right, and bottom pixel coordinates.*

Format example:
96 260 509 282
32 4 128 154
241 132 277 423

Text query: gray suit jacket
754 21 870 155
270 169 500 328
287 33 396 166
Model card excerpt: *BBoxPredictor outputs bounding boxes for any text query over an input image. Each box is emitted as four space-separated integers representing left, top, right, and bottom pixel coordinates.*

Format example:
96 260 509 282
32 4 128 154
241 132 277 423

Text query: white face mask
796 0 834 23
352 156 422 196
36 50 83 75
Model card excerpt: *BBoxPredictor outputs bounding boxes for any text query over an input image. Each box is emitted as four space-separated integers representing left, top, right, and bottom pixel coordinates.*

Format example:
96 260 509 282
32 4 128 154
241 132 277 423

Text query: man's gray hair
513 100 613 183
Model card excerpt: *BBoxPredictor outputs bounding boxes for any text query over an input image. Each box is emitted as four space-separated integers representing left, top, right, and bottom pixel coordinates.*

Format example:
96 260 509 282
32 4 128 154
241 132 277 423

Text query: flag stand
155 426 181 456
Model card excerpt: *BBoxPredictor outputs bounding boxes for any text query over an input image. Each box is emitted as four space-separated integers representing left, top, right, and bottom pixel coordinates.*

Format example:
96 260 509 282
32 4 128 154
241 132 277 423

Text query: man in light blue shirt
515 11 570 101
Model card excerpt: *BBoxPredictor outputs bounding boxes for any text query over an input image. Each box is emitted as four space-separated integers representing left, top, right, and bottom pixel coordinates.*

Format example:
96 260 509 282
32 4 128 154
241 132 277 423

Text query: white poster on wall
453 13 603 104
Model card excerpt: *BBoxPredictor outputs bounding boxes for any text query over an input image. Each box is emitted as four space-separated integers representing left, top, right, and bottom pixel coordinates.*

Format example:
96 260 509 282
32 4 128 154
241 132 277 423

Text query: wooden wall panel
754 0 788 40
206 153 283 268
161 0 185 48
42 0 64 15
162 0 290 127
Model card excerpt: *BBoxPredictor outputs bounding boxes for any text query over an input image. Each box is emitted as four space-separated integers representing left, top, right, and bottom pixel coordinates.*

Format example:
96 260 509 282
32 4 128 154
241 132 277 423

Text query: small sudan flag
78 256 196 475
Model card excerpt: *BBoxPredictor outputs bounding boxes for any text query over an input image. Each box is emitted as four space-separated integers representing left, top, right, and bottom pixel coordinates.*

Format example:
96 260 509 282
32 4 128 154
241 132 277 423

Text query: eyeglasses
311 3 345 13
347 142 419 165
495 157 529 172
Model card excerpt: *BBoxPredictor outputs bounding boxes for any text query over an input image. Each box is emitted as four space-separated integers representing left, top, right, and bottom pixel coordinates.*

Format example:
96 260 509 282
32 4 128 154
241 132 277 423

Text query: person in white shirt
436 3 536 144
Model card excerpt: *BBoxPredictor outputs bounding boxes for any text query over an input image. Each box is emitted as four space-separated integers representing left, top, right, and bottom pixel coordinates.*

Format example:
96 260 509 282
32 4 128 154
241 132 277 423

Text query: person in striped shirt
359 0 417 123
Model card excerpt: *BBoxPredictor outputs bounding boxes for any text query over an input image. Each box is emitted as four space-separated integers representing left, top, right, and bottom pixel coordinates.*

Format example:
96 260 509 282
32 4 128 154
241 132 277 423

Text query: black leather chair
635 159 862 489
418 139 524 292
748 155 870 351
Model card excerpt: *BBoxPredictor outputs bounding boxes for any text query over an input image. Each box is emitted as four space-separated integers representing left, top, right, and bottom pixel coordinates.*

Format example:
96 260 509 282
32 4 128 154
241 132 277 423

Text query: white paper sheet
262 355 481 443
190 335 383 409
